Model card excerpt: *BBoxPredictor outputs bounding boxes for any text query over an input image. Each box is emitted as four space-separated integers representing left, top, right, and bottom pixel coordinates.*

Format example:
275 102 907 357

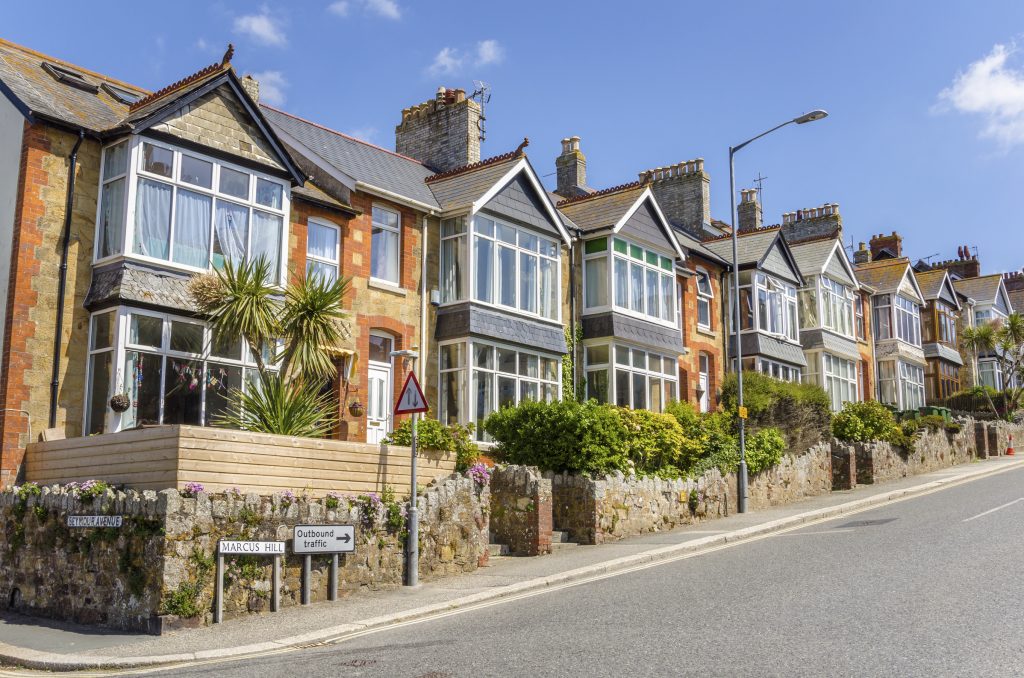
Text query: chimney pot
555 134 588 197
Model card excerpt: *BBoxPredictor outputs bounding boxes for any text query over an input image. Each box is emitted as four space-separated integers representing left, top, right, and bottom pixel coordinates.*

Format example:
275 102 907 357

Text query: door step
487 543 510 557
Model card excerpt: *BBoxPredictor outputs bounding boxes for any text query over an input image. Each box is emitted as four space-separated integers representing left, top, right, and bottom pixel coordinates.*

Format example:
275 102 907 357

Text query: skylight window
41 62 98 92
101 82 143 105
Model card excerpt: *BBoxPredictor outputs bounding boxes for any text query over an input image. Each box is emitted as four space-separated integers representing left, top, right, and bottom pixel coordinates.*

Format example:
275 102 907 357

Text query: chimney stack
737 189 762 231
640 158 710 237
780 202 842 244
1003 270 1024 291
868 231 903 260
555 136 590 198
396 87 481 172
240 74 259 103
930 245 981 279
853 242 871 265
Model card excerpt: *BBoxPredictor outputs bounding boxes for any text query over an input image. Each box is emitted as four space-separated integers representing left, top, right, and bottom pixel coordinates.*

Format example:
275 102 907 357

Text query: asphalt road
155 467 1024 678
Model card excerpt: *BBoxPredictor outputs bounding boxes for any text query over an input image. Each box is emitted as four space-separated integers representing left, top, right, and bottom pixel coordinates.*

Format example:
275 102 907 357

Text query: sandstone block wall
489 465 552 556
742 442 833 510
0 473 489 632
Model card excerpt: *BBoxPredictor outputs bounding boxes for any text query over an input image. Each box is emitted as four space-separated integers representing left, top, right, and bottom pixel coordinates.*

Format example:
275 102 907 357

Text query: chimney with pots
737 189 762 231
1004 270 1024 292
555 136 590 198
240 74 259 103
853 242 871 265
930 244 982 279
868 231 903 260
639 158 710 236
395 87 481 172
780 203 842 244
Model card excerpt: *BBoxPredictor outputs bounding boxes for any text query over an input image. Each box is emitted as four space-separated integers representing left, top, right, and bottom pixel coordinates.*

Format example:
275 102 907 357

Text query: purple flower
182 481 205 498
467 463 491 485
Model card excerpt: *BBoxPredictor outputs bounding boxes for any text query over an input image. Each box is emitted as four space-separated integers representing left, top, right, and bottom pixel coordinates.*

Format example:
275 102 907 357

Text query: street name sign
293 525 356 554
67 515 122 528
218 540 285 555
394 371 429 414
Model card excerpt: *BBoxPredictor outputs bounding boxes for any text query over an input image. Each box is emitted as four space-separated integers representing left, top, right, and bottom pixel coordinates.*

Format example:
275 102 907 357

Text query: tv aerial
470 80 491 143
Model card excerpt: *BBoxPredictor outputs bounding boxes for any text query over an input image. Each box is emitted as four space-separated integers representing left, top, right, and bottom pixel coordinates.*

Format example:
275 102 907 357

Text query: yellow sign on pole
738 406 748 420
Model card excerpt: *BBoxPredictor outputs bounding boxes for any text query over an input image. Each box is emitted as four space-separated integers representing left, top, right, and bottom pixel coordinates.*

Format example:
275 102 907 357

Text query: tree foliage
962 312 1024 419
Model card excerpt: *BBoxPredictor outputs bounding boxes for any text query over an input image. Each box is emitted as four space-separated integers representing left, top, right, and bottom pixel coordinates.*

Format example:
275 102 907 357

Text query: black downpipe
49 129 85 429
568 230 580 400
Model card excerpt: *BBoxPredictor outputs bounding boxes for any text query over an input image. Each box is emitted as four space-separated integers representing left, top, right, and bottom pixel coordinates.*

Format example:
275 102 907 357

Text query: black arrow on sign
336 533 351 543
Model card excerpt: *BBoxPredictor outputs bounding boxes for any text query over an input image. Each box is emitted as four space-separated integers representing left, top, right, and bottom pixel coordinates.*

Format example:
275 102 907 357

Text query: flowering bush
278 489 297 508
64 480 109 501
324 491 345 510
182 482 205 498
353 486 406 534
467 463 491 486
228 487 242 498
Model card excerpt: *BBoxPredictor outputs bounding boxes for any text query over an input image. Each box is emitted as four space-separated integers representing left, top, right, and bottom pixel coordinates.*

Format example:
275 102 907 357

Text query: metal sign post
214 540 285 623
293 525 355 605
391 350 428 587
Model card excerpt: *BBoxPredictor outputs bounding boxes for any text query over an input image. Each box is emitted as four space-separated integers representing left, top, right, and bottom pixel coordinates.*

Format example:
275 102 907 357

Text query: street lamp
390 348 421 586
729 110 827 514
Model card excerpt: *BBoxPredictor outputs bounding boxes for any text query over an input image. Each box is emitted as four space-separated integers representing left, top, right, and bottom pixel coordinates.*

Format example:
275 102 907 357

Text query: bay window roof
704 228 803 286
854 257 923 302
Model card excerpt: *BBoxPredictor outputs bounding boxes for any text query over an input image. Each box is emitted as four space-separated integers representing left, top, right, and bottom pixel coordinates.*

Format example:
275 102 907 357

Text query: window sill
695 325 715 339
368 279 406 296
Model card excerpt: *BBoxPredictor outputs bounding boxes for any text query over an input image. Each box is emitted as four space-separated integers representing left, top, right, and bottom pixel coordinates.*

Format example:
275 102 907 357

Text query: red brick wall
678 257 727 411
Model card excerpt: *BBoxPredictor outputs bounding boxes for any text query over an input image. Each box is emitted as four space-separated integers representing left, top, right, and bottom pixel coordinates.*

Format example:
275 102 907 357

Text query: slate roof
789 238 839 279
85 265 197 313
434 304 567 354
555 183 647 233
581 313 684 354
923 343 964 366
914 269 950 301
952 275 1004 306
672 227 730 267
0 38 147 132
730 333 808 367
854 257 912 295
426 153 522 213
703 228 780 267
261 104 438 208
1009 288 1024 315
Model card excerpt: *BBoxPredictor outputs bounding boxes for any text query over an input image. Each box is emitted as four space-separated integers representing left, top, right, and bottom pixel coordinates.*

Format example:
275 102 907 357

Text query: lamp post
729 109 827 514
390 348 420 585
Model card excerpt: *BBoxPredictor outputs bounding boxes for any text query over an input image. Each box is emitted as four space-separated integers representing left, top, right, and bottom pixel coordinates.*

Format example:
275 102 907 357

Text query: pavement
1 455 1022 674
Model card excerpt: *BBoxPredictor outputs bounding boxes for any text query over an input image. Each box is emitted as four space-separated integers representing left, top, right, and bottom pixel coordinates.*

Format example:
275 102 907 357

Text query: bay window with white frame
728 271 799 342
820 277 855 337
582 237 677 327
584 342 678 412
84 307 278 435
437 338 561 441
95 138 289 284
440 214 561 322
873 293 922 346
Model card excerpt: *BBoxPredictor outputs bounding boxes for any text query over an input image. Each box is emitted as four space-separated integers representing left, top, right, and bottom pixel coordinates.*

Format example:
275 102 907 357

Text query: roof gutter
50 128 85 429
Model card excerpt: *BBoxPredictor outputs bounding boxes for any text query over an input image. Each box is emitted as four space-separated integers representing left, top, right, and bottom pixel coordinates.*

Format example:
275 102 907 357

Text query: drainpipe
419 215 429 385
569 229 580 399
49 129 85 430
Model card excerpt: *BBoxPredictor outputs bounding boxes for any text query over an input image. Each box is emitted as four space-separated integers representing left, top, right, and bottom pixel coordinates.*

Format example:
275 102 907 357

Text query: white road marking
962 498 1024 523
774 528 856 537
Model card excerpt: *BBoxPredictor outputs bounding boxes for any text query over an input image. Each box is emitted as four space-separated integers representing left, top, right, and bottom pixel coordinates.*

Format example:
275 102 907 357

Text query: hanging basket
348 400 365 418
109 393 131 413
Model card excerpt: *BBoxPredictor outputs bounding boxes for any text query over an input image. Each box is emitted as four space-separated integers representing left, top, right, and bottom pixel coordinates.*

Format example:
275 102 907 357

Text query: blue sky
4 1 1024 272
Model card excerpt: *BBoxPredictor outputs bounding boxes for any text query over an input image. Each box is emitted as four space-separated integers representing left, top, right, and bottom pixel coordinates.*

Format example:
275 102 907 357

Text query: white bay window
583 237 677 327
96 139 289 284
821 277 854 337
584 342 678 412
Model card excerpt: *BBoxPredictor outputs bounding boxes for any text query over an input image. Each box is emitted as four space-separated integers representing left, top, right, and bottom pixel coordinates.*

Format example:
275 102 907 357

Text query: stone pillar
489 466 552 556
831 443 857 490
974 421 990 459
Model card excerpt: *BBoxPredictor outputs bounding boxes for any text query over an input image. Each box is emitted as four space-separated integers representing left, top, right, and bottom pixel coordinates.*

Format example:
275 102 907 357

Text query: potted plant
348 399 365 417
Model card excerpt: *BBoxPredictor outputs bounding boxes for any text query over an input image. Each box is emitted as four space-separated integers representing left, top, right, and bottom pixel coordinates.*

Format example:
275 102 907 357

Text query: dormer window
101 82 144 105
41 62 98 92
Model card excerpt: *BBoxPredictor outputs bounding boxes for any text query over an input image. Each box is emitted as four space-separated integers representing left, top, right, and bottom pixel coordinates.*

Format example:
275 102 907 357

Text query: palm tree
962 312 1024 419
188 256 351 436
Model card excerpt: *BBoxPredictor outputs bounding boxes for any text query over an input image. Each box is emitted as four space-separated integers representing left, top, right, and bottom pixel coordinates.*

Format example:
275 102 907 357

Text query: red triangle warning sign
394 371 429 414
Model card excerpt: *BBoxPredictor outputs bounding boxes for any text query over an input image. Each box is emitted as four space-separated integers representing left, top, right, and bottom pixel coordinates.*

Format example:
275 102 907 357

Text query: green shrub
666 403 739 477
720 371 831 452
483 399 628 475
619 408 687 476
917 415 947 432
832 400 902 444
746 428 785 474
385 414 479 472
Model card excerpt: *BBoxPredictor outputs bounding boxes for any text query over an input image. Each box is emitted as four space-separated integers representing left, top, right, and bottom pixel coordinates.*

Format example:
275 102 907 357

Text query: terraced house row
0 39 1018 487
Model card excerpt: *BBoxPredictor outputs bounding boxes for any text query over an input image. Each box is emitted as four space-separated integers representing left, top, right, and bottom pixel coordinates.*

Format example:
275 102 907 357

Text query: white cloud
476 39 503 66
428 47 464 76
365 0 400 19
196 37 209 51
251 70 288 106
327 1 349 17
233 8 287 47
344 126 378 143
938 42 1024 147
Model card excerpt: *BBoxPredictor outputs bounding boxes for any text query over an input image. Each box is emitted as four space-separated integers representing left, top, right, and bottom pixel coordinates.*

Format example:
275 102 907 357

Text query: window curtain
474 237 493 303
172 189 211 268
251 211 282 283
214 201 249 268
307 222 337 260
441 237 463 303
133 179 171 260
540 258 557 319
371 226 399 282
100 177 125 258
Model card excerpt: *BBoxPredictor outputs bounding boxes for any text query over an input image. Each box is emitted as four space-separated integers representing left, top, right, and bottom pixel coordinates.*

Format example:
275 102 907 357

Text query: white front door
698 353 710 413
366 363 391 444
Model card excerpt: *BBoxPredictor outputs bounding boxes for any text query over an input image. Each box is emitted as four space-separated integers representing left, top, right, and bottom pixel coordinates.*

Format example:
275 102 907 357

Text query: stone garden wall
741 442 834 510
0 473 489 633
489 466 552 556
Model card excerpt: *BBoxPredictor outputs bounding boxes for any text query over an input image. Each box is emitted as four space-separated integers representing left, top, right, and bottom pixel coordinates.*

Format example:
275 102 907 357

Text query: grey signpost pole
330 554 338 601
726 109 828 513
302 554 311 605
271 554 281 612
391 348 421 587
214 553 224 624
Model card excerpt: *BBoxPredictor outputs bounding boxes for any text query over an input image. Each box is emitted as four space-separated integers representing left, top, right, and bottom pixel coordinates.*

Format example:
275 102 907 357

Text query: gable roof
1008 287 1024 315
0 37 147 132
914 269 961 310
789 237 857 284
556 183 685 259
425 152 522 212
703 228 803 284
953 274 1010 309
855 257 923 300
672 227 730 267
262 104 437 209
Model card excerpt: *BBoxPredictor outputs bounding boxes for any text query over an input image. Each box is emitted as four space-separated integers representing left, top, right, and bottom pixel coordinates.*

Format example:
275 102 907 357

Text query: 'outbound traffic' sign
293 525 356 554
218 540 285 555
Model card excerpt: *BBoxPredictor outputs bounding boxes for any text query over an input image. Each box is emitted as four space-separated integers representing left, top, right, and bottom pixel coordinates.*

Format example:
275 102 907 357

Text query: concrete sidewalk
2 456 1022 672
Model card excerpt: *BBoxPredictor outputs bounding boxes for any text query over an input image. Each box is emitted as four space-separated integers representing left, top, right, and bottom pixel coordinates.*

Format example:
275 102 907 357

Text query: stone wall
853 419 1001 484
489 466 552 556
548 468 732 546
0 473 489 632
742 442 833 510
